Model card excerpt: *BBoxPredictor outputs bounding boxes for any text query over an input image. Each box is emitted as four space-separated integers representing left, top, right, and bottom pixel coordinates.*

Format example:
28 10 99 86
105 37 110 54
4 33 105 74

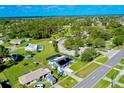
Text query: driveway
75 49 124 88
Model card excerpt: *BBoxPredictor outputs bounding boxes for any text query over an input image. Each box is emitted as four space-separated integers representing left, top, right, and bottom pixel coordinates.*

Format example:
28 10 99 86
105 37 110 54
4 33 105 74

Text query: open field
106 69 119 79
75 62 100 78
69 61 87 71
94 79 111 88
59 77 78 88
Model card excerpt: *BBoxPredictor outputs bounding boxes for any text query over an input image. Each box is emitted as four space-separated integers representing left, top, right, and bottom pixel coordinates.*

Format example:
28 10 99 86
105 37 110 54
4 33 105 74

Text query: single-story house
47 54 74 76
18 68 51 85
46 75 56 85
9 54 23 61
25 43 44 52
2 38 9 43
10 39 25 45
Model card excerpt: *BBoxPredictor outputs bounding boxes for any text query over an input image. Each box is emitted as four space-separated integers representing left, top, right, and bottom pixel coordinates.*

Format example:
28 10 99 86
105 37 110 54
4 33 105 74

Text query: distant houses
47 54 74 76
18 68 51 85
10 39 25 45
25 43 44 52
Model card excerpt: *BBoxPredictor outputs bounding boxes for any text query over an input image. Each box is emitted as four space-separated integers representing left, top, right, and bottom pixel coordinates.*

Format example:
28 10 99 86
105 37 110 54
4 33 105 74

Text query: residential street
75 49 124 88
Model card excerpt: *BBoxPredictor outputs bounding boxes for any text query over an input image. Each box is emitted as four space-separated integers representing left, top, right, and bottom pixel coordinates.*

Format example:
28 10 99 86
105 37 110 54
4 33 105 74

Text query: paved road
75 49 124 88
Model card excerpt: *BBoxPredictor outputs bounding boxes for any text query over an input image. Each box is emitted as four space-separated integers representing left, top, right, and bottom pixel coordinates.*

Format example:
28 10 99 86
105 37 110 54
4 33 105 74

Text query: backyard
0 39 58 87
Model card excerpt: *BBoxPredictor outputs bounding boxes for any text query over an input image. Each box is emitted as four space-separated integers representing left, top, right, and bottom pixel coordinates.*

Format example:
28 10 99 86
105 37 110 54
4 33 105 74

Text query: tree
0 45 9 58
81 48 99 62
93 38 105 48
53 40 58 52
113 36 124 46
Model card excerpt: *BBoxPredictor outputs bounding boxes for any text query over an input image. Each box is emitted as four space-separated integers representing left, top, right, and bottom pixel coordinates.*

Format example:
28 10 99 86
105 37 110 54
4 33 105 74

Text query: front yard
118 75 124 84
59 77 78 88
96 56 109 63
75 62 100 78
94 79 111 88
106 69 119 79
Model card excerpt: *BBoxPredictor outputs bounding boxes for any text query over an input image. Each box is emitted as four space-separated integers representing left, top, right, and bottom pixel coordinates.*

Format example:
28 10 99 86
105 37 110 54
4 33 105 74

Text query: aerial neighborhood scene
1 5 124 88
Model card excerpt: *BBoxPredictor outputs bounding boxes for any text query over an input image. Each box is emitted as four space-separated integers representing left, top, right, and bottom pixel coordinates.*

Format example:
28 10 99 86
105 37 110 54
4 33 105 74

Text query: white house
25 43 44 52
25 43 38 51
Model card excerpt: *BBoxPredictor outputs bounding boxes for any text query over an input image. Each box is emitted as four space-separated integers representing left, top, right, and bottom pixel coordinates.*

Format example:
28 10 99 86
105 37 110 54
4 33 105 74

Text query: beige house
18 68 51 85
10 39 25 45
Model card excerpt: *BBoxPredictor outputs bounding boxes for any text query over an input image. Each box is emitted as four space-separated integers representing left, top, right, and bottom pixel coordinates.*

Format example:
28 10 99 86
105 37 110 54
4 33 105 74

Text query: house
18 68 51 85
2 38 9 43
47 54 74 76
25 43 43 52
10 39 25 45
46 75 56 85
9 54 23 61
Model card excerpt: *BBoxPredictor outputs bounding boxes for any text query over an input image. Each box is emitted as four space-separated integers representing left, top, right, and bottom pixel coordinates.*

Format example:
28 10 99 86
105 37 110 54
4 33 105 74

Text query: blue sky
0 5 124 17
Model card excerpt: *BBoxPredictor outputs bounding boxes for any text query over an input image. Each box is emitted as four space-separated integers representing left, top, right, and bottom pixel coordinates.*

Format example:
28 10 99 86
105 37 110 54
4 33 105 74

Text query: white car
34 83 44 88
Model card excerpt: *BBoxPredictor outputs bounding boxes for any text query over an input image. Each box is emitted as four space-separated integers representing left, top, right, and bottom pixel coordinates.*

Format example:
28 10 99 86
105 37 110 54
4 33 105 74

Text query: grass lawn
118 75 124 84
120 58 124 64
113 84 123 88
114 45 124 50
96 56 108 63
0 39 58 87
75 62 100 78
0 72 7 82
106 69 119 80
59 77 78 88
69 61 87 71
94 79 111 88
115 65 124 70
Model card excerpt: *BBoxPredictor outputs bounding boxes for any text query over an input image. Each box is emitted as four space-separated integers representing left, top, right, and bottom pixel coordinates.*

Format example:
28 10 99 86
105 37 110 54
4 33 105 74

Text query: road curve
75 49 124 88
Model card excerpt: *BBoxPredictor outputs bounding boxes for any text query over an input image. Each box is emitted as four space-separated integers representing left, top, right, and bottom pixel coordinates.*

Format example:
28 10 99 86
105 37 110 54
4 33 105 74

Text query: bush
81 48 99 62
113 36 124 46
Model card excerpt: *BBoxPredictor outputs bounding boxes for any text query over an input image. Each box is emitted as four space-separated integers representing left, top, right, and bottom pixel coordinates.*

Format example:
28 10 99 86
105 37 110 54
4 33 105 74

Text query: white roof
28 43 37 48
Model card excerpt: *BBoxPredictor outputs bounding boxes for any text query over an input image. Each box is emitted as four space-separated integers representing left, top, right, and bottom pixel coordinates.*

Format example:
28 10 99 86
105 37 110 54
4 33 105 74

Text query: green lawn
118 75 124 84
115 65 124 70
69 61 87 71
75 62 100 78
120 58 124 64
113 84 123 88
59 77 78 88
106 69 119 80
0 39 58 87
94 79 111 88
96 56 108 63
0 72 7 82
114 45 124 50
